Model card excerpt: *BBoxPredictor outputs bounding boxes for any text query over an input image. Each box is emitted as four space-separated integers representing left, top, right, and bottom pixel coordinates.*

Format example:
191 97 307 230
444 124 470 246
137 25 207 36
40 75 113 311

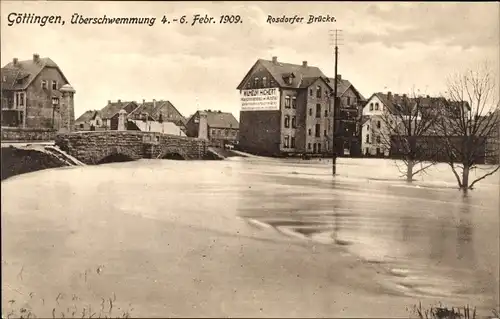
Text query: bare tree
378 89 440 182
438 63 500 192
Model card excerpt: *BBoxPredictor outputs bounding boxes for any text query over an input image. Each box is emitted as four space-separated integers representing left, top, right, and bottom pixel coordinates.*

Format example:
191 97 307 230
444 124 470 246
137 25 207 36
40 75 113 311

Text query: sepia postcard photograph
1 1 499 318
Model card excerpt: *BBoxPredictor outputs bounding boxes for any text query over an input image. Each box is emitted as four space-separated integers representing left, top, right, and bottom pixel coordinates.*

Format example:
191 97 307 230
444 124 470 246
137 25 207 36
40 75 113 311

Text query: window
284 135 290 148
291 97 297 109
284 115 290 128
324 110 328 117
376 148 381 155
375 103 379 110
365 134 370 143
52 80 58 90
291 136 296 148
308 128 312 136
309 108 312 116
262 77 267 87
253 77 259 88
15 92 25 107
324 129 327 136
270 79 275 87
316 86 322 98
347 97 351 106
318 143 322 153
309 89 313 96
365 148 369 155
316 104 321 118
376 136 381 143
308 143 311 150
377 121 381 129
367 125 370 130
291 116 296 128
211 129 216 136
370 103 373 111
285 96 291 108
315 124 321 137
80 123 84 129
41 80 48 89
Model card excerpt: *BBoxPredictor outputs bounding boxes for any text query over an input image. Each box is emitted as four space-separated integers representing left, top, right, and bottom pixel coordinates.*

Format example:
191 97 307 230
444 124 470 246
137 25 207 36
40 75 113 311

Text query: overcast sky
1 1 499 119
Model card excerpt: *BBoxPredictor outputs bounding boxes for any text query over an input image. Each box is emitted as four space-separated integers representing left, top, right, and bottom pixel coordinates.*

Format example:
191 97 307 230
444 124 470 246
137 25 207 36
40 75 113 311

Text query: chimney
337 74 342 81
142 99 145 104
108 100 111 104
426 95 430 98
33 53 40 62
302 61 308 67
117 99 121 103
272 56 278 64
13 58 18 65
153 99 156 108
387 91 392 101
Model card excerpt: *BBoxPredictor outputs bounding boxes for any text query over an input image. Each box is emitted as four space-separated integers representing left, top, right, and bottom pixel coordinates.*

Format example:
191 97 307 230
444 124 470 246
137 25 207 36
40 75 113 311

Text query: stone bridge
55 131 208 164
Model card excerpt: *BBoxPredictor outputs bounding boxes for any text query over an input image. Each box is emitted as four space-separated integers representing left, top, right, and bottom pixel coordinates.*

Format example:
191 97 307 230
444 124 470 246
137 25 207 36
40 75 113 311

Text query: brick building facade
185 110 239 147
237 56 364 157
1 54 74 131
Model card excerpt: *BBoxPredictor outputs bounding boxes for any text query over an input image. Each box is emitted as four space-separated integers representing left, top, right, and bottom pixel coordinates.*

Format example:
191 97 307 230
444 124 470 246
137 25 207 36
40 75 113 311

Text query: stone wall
1 127 57 141
55 131 207 164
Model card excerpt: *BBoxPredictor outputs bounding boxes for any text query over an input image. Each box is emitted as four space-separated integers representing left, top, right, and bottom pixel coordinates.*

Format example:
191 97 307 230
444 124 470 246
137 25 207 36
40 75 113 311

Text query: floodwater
2 156 499 318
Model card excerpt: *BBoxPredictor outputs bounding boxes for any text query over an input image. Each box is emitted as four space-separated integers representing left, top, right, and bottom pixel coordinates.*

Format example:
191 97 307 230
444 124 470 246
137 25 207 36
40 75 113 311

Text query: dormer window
52 80 58 90
41 80 48 89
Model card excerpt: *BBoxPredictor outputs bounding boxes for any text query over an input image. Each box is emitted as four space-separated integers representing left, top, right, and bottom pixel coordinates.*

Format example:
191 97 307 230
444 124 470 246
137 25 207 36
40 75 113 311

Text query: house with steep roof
99 99 139 130
326 76 366 156
1 54 74 130
361 92 449 157
185 110 239 147
74 110 103 131
128 99 187 131
236 56 364 157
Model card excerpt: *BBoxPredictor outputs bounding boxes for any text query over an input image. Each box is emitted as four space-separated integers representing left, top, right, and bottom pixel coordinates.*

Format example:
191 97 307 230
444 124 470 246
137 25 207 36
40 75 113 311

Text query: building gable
236 60 280 90
2 56 70 91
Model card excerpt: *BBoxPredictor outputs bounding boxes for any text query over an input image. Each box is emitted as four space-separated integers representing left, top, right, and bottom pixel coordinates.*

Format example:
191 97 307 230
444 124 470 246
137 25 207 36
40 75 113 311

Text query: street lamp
51 97 59 129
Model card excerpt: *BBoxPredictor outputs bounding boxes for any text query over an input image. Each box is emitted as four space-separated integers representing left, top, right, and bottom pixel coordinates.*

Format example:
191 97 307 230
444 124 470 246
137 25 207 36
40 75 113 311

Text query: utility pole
329 29 343 175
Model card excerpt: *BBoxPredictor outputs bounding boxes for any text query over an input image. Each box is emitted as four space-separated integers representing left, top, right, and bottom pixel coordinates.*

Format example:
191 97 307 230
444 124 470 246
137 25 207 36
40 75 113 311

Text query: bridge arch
159 147 189 160
92 146 140 164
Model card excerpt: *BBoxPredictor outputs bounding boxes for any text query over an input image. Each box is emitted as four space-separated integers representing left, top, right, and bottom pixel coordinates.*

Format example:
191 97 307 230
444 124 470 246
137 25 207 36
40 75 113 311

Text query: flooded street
2 156 499 317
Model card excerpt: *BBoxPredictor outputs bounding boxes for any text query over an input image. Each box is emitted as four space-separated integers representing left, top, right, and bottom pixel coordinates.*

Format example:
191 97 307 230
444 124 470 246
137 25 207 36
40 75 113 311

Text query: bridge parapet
55 131 207 164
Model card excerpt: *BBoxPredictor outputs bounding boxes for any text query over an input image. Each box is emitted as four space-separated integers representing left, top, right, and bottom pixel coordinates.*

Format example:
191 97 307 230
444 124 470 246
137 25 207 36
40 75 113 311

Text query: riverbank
1 146 70 181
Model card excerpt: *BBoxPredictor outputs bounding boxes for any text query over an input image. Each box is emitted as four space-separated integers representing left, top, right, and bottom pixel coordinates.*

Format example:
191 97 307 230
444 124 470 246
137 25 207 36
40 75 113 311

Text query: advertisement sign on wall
240 88 280 111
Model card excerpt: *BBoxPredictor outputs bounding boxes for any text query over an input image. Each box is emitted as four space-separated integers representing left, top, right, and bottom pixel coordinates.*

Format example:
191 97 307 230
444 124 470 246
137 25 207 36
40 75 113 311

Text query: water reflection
456 199 476 268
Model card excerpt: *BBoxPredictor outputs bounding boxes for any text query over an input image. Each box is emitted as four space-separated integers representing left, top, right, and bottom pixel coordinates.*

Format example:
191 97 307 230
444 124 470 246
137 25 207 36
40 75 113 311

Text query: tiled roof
75 110 98 124
1 57 67 90
327 78 365 100
371 92 448 115
258 59 326 89
129 100 187 125
203 111 239 129
100 101 136 119
237 59 326 90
